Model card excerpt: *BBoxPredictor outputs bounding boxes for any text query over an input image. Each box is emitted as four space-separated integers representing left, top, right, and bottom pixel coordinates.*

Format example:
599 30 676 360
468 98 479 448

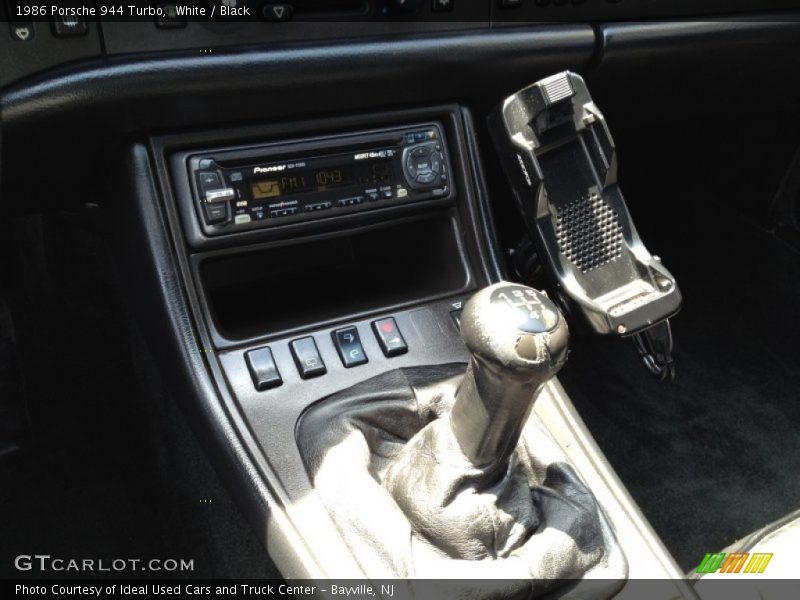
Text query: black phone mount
488 71 681 380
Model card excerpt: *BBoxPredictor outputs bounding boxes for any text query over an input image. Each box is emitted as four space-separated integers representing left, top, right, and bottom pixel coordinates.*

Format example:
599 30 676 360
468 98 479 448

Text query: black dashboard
3 0 800 89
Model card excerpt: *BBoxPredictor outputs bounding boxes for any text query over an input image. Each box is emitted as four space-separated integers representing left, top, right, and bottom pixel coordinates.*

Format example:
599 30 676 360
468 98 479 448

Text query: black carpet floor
559 204 800 572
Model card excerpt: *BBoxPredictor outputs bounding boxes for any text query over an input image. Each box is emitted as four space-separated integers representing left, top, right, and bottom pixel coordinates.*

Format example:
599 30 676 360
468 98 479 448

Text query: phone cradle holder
489 71 681 380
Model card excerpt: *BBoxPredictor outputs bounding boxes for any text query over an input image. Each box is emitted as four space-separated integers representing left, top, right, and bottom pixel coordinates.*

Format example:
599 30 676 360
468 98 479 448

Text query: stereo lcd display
250 162 390 202
251 180 282 200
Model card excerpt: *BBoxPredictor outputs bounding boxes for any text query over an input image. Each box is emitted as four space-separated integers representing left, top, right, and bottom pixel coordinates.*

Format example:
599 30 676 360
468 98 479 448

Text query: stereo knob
403 143 444 189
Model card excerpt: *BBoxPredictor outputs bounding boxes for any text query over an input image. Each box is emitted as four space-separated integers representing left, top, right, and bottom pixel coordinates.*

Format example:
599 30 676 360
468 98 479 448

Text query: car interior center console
149 103 698 597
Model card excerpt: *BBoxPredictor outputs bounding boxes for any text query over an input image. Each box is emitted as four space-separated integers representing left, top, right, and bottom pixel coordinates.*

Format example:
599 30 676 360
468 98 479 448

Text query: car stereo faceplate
181 123 453 237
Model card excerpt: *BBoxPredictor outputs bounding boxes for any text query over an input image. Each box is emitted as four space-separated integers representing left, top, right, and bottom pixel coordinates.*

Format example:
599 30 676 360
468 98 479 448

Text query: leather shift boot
297 364 627 596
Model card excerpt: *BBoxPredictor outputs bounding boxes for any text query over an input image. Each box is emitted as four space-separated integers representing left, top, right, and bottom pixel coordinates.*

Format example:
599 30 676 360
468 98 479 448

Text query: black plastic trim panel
1 26 595 131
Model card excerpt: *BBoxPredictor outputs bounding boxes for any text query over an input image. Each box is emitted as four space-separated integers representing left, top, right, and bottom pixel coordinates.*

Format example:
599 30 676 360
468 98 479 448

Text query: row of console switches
245 317 408 391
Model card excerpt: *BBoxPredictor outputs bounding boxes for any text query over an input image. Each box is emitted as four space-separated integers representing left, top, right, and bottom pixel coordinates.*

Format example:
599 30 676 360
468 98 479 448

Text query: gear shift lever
383 281 574 559
451 282 569 471
299 281 625 587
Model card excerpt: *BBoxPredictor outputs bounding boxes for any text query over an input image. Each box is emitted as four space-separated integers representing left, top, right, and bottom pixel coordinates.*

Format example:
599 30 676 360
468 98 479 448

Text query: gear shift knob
451 282 569 469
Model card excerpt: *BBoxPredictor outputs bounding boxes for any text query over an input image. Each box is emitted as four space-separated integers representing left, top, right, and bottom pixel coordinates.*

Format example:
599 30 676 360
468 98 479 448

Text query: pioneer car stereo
183 123 452 236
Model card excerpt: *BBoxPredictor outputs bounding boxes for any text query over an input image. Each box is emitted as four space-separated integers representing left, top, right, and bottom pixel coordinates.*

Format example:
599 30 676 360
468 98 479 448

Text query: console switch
332 327 368 368
290 337 327 379
372 318 408 357
245 347 283 391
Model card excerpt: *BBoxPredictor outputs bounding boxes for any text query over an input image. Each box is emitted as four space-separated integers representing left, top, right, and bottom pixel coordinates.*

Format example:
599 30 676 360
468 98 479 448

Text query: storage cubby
198 214 470 341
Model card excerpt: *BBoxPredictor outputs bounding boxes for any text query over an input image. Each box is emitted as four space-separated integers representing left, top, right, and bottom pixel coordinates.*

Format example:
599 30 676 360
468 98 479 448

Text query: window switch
332 327 368 368
245 347 282 391
372 317 408 357
290 337 327 379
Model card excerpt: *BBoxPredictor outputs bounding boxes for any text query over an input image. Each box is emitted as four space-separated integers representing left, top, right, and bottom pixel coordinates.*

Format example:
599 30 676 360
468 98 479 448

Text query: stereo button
205 188 236 203
337 197 364 207
430 152 443 174
304 201 333 211
269 207 298 217
203 203 229 225
198 171 222 191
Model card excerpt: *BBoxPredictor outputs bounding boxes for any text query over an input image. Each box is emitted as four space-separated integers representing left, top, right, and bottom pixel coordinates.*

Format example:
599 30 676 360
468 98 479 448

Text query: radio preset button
234 214 252 225
269 207 298 218
304 201 333 212
380 187 394 199
365 190 380 202
337 197 364 207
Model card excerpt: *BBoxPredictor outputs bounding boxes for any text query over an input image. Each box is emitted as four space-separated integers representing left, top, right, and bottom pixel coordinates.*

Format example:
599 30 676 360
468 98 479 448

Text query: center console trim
132 104 696 595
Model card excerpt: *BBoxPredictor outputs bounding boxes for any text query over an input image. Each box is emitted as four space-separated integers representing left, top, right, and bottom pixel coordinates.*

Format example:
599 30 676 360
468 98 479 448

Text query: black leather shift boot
297 364 626 594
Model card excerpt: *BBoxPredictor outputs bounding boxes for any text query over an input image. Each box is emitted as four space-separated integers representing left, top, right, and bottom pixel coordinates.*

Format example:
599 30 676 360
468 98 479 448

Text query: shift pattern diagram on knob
490 284 560 333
